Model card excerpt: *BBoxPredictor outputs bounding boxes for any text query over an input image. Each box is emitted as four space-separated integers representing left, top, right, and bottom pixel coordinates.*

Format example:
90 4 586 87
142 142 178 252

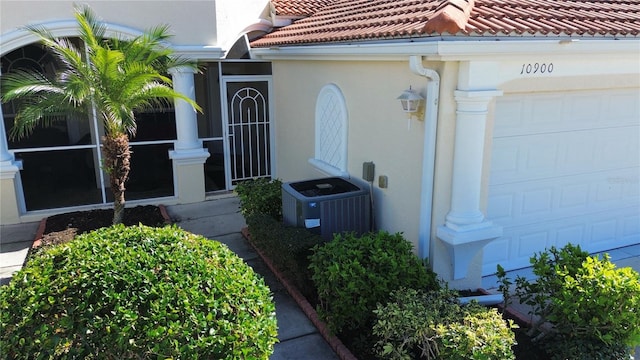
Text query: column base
436 221 502 280
0 160 24 224
169 149 210 203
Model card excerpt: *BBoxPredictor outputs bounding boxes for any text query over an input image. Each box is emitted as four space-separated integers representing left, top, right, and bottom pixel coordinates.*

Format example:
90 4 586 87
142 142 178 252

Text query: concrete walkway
0 195 339 360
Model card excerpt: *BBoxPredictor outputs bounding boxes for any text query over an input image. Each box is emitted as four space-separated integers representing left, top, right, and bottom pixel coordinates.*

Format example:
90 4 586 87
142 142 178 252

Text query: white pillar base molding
437 222 502 280
169 149 210 204
0 159 22 179
0 160 24 224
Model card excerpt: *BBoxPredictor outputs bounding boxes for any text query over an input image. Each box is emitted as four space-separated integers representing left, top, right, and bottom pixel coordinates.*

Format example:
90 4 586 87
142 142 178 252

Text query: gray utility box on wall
282 177 371 240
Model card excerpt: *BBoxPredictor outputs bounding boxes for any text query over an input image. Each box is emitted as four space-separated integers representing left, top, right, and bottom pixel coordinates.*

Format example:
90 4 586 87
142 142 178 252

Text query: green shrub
436 306 517 360
542 335 632 360
235 177 283 221
497 243 640 359
0 225 278 359
246 213 324 302
373 288 516 360
309 231 439 337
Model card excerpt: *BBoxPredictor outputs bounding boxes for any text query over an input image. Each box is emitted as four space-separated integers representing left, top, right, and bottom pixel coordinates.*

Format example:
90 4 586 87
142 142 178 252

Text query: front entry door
221 76 274 187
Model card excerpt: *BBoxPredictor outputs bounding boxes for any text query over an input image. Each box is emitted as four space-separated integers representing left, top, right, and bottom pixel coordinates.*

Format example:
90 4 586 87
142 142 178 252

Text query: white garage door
483 88 640 275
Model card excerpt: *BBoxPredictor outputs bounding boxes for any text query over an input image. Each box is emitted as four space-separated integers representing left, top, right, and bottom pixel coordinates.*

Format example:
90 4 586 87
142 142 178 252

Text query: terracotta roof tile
423 0 475 34
252 0 640 47
272 0 339 17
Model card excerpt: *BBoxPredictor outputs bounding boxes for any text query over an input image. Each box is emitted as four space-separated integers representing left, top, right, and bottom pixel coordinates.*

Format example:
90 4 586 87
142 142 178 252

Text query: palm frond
74 4 106 49
130 82 202 112
4 4 200 138
1 70 60 101
9 95 84 140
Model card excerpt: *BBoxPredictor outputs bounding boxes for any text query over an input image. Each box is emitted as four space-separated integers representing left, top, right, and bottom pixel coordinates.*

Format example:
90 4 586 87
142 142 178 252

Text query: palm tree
1 5 200 224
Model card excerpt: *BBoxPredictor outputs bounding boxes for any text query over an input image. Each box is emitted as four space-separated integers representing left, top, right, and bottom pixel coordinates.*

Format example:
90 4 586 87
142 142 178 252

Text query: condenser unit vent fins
282 177 370 240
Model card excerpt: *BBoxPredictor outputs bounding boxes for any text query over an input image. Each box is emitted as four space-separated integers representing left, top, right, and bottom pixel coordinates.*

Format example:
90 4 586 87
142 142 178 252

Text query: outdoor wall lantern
397 86 424 129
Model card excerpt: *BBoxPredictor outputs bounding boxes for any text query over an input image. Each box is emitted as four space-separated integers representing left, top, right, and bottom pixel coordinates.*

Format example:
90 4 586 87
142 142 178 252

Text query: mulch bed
34 205 170 248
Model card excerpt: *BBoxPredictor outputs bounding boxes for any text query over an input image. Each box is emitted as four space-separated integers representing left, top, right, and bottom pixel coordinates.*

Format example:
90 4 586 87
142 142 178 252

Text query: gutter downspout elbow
409 55 440 262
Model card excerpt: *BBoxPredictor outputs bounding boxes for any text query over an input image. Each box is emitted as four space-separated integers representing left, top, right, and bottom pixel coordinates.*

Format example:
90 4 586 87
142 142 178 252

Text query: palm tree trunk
102 134 131 225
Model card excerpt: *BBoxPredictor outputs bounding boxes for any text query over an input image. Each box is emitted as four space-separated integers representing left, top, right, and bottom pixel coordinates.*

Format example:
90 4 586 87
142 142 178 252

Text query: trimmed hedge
0 225 278 359
309 231 439 357
235 178 283 221
246 213 325 302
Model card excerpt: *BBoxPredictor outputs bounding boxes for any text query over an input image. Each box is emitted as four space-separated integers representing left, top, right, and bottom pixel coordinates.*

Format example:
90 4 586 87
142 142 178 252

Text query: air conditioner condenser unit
282 177 371 240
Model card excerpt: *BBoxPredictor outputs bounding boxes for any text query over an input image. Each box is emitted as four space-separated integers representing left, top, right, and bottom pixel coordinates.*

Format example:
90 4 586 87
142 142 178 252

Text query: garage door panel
488 168 639 228
586 208 639 251
486 88 640 274
491 126 639 185
493 89 640 138
483 236 512 271
609 91 640 121
483 206 639 274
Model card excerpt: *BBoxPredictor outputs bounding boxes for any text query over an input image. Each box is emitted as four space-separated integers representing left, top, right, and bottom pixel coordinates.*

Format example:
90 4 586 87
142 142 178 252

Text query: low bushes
235 176 520 359
0 225 278 359
246 213 324 301
309 231 439 356
498 243 640 360
235 177 283 221
373 288 517 360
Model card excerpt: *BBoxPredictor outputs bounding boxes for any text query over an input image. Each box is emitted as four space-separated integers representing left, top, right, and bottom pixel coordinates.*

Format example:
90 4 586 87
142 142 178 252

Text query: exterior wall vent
282 177 370 240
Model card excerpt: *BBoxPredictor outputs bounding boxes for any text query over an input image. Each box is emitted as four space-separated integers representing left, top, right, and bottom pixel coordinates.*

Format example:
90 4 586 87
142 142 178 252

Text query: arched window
309 83 349 177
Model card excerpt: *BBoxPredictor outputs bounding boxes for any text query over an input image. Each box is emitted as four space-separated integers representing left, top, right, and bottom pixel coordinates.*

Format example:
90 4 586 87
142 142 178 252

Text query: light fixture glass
397 86 424 114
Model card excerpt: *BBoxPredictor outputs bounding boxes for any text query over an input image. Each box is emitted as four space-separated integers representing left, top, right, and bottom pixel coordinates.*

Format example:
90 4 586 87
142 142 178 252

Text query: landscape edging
241 227 358 360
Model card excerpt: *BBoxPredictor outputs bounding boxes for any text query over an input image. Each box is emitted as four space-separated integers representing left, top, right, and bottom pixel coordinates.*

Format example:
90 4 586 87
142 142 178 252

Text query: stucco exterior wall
271 60 440 249
1 1 218 46
215 0 270 48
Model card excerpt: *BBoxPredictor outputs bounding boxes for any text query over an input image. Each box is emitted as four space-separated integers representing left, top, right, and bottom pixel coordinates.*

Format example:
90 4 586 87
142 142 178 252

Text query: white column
445 90 502 230
168 66 209 203
169 66 204 152
436 89 503 282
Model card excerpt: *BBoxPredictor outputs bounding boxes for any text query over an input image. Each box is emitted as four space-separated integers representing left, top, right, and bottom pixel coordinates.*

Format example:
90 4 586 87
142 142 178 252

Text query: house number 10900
520 62 553 74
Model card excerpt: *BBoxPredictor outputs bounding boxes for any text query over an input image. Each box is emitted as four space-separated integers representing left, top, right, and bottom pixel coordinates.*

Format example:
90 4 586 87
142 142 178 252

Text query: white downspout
409 55 440 262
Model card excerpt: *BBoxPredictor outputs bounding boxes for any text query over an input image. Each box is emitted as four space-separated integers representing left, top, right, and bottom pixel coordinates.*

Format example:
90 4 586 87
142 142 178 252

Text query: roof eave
250 37 640 61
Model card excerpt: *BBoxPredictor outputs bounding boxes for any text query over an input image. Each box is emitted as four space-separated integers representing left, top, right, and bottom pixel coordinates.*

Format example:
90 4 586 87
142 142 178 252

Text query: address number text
520 62 554 75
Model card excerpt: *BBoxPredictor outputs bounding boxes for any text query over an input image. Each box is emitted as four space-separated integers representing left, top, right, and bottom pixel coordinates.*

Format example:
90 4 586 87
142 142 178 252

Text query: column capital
454 89 503 114
168 65 198 76
454 89 503 100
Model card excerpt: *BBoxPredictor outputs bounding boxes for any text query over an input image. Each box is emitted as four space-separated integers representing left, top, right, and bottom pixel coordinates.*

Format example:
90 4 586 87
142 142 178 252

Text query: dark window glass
133 109 177 141
203 140 226 192
18 149 102 210
221 62 272 75
124 143 174 200
195 63 223 138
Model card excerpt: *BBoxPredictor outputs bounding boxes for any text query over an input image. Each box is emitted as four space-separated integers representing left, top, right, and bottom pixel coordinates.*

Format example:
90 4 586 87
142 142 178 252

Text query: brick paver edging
241 227 358 360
